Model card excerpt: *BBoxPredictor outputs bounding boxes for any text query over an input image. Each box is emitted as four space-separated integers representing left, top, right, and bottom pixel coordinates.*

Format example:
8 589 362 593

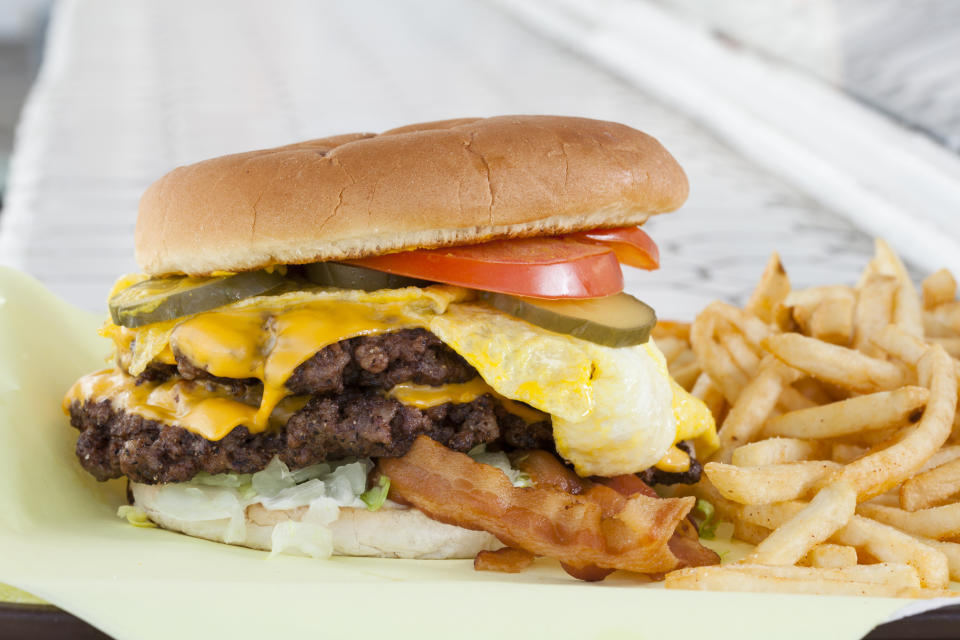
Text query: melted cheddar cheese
69 283 717 475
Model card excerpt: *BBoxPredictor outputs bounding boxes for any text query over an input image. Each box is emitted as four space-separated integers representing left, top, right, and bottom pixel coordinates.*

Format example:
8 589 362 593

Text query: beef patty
74 329 553 484
138 328 477 398
70 392 553 485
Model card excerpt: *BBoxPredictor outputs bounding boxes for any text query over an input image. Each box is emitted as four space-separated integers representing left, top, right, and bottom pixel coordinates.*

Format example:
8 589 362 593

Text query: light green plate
0 267 941 640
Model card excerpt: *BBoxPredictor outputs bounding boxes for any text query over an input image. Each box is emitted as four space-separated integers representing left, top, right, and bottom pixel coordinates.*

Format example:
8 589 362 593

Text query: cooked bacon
474 548 535 573
595 473 659 499
380 436 705 579
511 450 587 494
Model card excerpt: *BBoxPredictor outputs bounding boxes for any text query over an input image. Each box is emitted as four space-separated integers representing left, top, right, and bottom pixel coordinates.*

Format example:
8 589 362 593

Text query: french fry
655 335 688 364
665 246 960 597
690 311 749 403
651 320 691 342
665 563 922 597
761 387 928 439
740 502 949 588
690 373 726 421
837 345 956 501
745 253 790 325
731 438 824 467
763 333 905 393
873 238 924 338
831 443 867 464
873 324 930 367
717 325 761 376
714 356 801 461
857 502 960 540
801 544 858 569
792 377 837 405
853 274 897 357
711 301 775 350
704 461 840 505
924 302 960 338
920 445 960 473
923 268 957 310
929 337 960 358
919 538 960 581
669 359 701 392
836 516 949 588
901 457 960 511
744 482 856 566
808 296 855 345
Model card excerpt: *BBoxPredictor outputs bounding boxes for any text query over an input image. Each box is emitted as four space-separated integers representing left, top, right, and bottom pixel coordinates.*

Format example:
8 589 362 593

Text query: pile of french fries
655 239 960 597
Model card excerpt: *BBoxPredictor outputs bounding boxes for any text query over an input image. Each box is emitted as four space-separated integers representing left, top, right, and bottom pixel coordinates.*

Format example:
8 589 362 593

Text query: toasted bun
131 482 502 559
136 115 688 276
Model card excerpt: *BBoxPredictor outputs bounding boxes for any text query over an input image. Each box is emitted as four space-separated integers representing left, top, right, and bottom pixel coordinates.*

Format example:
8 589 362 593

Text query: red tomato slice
347 238 623 298
570 226 659 270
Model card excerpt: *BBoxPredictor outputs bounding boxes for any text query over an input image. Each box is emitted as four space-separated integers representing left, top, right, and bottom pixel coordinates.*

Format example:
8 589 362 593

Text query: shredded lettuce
269 520 333 559
694 498 718 539
259 478 329 511
302 496 340 526
117 505 156 528
469 445 532 488
361 476 390 511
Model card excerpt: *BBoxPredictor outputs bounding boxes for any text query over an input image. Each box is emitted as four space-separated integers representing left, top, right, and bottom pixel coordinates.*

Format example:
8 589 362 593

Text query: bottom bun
131 482 502 559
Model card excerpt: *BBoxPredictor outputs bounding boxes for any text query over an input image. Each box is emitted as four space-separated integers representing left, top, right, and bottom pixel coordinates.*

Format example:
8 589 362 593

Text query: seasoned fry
730 438 824 467
762 387 928 439
744 482 856 566
690 373 726 421
919 539 960 581
920 445 960 473
924 302 960 338
651 320 691 342
665 246 960 598
704 461 840 505
923 268 957 310
808 296 855 345
665 563 922 597
763 333 905 393
717 325 761 376
853 274 897 357
858 502 960 540
711 301 774 350
669 360 701 392
901 457 960 511
690 311 749 403
929 337 960 358
831 443 867 464
745 253 790 324
655 335 688 364
714 356 800 461
837 345 956 501
801 544 857 569
873 324 929 367
873 238 923 338
740 502 949 588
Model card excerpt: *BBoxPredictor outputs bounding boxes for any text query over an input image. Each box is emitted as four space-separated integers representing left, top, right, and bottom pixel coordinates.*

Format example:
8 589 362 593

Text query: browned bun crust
135 115 688 276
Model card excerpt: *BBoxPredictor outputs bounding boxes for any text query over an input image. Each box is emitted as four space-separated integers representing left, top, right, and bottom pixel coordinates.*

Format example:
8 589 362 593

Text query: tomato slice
570 227 659 270
347 238 623 298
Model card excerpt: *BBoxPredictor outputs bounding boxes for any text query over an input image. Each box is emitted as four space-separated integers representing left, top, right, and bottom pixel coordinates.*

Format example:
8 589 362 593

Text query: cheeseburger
64 116 719 579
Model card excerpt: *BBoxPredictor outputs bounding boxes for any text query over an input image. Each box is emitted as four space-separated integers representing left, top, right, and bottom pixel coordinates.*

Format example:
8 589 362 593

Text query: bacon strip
474 548 535 573
380 436 706 577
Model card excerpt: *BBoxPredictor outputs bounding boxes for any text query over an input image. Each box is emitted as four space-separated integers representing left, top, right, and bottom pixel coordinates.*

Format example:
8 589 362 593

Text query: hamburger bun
131 482 502 559
135 115 688 276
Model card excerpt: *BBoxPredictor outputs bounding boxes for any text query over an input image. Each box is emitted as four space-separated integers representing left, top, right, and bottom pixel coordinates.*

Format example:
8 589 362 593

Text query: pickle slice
305 262 432 291
482 292 656 347
109 270 285 328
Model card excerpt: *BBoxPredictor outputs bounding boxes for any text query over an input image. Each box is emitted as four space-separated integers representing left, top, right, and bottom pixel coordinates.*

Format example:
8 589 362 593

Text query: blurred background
0 0 958 317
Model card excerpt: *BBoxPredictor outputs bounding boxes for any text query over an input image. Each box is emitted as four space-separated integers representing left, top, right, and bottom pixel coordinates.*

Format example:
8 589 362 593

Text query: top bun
135 115 688 275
